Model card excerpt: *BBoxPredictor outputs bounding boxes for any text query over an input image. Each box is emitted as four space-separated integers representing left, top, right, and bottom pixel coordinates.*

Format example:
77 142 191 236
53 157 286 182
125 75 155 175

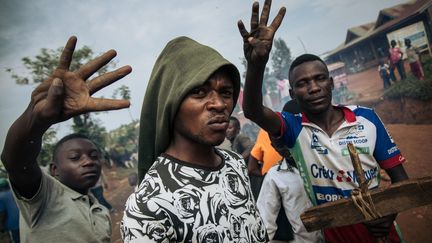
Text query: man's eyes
316 75 328 81
68 153 99 161
68 155 80 161
189 87 207 96
221 89 233 97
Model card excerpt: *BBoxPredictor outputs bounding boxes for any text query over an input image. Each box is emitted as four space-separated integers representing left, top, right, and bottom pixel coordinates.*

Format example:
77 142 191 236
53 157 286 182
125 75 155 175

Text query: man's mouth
208 116 229 131
308 96 327 104
82 170 99 177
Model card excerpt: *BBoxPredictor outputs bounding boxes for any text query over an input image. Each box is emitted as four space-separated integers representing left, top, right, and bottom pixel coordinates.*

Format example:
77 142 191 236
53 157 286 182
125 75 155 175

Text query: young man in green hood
121 37 268 242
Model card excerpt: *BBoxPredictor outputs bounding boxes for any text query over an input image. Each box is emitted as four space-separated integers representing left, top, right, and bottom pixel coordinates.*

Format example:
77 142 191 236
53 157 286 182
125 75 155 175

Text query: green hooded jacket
138 36 240 181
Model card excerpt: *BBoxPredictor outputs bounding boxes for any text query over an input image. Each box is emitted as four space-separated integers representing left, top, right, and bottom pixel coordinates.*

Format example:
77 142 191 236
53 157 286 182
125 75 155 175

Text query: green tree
37 128 57 166
271 38 293 80
72 113 108 149
106 121 139 167
9 45 116 85
239 38 293 110
113 85 131 100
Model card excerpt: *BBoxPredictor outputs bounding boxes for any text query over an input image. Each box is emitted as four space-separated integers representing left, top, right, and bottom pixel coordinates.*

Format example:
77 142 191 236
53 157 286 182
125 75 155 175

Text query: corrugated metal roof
326 0 431 57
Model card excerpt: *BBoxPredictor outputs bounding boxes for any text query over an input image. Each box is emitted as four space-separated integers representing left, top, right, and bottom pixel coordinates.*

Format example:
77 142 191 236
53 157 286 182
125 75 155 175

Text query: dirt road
387 124 432 243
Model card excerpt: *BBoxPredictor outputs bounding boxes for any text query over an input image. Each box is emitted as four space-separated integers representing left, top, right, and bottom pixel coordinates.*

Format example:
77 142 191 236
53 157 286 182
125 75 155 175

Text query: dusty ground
386 125 432 243
103 67 432 242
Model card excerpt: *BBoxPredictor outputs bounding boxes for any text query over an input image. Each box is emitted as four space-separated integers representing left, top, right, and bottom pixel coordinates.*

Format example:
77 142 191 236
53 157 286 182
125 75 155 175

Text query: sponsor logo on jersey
341 146 370 156
338 138 368 146
311 133 328 154
387 146 398 155
310 163 378 184
312 186 351 204
311 164 335 180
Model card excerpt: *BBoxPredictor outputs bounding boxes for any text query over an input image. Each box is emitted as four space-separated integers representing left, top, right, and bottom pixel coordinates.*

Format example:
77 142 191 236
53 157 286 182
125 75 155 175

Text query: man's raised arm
1 36 131 198
238 0 285 137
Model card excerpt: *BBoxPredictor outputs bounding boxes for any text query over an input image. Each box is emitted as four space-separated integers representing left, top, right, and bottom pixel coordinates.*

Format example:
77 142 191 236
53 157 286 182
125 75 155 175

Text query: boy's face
226 120 239 141
173 70 234 147
289 60 334 115
51 138 101 194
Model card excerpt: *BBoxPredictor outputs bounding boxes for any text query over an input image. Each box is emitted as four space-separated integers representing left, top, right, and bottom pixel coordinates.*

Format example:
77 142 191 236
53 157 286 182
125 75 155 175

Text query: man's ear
289 88 295 100
49 162 57 177
329 77 334 90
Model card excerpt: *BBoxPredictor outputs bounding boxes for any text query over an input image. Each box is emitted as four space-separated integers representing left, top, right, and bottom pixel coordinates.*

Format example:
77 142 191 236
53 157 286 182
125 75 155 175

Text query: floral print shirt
121 149 267 243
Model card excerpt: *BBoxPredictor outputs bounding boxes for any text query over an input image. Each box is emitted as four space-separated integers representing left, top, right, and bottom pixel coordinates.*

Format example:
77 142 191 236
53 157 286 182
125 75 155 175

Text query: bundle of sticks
301 143 432 234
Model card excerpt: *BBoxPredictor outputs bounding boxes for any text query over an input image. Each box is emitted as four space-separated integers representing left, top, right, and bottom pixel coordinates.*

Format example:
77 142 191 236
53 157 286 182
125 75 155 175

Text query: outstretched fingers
86 97 130 113
260 0 271 26
250 1 260 31
237 21 250 41
58 36 77 70
77 49 117 80
270 6 286 31
88 65 132 95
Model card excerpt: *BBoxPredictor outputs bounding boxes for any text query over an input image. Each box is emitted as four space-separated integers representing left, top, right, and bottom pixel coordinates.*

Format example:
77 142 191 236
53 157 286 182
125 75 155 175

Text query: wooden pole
300 176 432 232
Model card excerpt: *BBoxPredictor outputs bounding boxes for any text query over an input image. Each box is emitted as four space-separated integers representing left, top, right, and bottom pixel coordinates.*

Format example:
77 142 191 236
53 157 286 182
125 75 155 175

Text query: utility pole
298 36 308 53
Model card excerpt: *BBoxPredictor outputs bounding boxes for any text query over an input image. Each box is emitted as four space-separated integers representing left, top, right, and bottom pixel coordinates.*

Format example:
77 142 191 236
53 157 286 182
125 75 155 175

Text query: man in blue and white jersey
238 1 409 242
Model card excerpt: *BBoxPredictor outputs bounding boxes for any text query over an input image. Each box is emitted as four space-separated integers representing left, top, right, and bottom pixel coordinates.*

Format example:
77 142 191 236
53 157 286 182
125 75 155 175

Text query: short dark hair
229 116 240 130
52 133 94 163
288 54 328 81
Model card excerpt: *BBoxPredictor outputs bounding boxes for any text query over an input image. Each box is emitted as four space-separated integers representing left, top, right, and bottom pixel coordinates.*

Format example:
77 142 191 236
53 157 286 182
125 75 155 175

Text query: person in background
90 170 113 212
257 142 323 243
388 40 406 80
404 38 424 80
0 36 131 242
226 116 254 159
0 178 20 243
127 172 138 190
378 60 391 89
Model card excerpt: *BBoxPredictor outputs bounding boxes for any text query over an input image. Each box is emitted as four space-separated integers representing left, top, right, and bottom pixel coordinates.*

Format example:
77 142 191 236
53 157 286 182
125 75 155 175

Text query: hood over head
138 36 240 180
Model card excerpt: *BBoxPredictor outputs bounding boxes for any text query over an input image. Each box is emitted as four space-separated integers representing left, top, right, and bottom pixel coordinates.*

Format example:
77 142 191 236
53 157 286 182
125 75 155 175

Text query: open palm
238 0 286 67
30 36 132 124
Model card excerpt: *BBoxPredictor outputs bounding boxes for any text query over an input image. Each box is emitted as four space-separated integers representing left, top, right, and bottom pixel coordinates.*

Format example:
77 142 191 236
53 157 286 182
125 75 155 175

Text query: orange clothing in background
250 129 282 175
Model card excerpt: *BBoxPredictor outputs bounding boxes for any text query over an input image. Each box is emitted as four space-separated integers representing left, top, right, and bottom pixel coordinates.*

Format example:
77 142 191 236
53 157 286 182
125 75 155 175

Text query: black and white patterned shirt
121 149 267 243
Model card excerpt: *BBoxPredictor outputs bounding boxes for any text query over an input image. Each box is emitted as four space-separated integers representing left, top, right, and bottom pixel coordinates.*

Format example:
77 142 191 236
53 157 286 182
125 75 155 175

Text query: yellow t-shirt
250 129 282 175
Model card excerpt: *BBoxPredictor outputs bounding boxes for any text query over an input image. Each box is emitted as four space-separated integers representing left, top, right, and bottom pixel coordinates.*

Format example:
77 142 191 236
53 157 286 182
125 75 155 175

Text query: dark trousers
382 76 391 89
392 60 406 80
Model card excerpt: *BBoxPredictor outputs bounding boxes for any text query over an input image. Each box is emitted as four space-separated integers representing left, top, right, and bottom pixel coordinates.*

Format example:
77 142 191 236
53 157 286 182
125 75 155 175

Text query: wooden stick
300 176 432 232
347 143 368 193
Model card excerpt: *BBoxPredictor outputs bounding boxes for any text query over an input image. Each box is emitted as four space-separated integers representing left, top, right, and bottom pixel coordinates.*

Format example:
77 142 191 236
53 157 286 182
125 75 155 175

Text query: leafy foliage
8 46 116 85
37 128 57 166
271 38 292 80
107 121 139 167
113 85 131 100
72 113 108 149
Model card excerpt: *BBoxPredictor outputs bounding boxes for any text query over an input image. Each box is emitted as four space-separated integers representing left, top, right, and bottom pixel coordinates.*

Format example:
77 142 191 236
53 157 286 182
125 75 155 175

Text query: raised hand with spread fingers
1 36 132 198
238 0 286 136
238 0 286 68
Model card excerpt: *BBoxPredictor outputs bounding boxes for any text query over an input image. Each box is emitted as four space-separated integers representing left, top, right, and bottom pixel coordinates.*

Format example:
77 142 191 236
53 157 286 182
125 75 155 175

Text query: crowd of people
1 0 413 242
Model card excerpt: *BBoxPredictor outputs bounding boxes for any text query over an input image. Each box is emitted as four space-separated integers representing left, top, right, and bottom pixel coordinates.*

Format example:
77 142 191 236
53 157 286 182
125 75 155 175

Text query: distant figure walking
378 60 391 89
389 40 406 80
404 39 424 80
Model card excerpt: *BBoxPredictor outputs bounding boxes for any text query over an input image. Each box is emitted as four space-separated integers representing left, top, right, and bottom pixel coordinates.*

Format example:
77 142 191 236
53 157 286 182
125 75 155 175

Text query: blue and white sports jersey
278 105 405 205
